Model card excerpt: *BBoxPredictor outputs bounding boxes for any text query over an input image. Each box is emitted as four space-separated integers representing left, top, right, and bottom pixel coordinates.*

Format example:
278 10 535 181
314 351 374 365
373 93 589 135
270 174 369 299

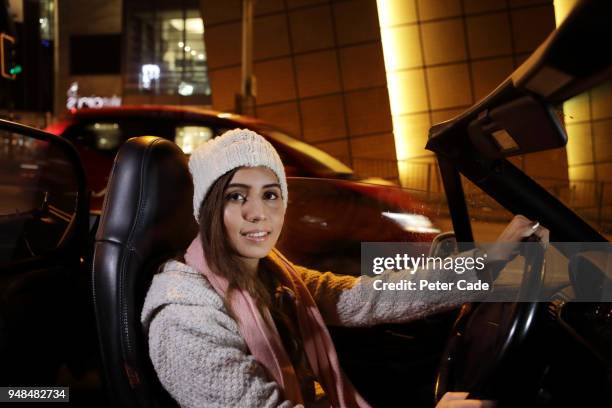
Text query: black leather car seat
92 136 198 407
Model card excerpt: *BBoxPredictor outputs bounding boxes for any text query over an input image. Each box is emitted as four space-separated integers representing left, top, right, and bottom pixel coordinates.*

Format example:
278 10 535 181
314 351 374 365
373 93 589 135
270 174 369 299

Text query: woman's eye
226 192 246 201
264 191 279 200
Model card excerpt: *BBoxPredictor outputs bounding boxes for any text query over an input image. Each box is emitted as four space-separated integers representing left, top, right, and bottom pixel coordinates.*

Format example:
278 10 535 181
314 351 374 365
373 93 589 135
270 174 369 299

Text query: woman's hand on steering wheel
436 392 495 408
488 215 549 263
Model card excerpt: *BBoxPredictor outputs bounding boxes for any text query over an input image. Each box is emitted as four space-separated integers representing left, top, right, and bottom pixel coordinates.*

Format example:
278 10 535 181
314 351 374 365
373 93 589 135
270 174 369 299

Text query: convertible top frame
427 0 610 245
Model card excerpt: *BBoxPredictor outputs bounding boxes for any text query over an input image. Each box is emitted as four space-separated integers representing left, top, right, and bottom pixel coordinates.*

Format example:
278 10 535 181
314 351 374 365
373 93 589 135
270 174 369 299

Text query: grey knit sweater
141 256 481 408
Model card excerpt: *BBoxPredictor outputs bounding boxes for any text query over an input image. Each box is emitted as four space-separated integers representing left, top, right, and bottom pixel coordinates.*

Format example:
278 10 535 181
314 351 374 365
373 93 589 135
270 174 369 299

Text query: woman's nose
243 197 266 222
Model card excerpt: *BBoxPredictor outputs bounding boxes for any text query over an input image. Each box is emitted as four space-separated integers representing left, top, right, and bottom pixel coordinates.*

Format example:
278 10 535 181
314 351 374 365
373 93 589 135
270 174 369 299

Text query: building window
175 125 213 153
39 0 54 42
124 0 211 99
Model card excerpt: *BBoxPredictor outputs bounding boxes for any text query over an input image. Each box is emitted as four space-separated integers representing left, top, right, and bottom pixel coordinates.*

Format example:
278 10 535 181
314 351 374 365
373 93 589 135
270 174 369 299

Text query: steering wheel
434 237 546 403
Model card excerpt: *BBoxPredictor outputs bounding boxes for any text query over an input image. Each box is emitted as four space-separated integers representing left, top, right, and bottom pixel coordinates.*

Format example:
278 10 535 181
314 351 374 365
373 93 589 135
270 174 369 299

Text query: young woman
141 129 548 408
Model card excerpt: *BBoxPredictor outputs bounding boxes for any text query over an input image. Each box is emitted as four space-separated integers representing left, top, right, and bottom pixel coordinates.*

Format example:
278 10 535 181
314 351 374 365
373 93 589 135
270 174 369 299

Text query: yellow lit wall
377 0 560 189
376 0 433 188
376 0 428 168
555 0 596 182
555 0 612 226
553 0 579 23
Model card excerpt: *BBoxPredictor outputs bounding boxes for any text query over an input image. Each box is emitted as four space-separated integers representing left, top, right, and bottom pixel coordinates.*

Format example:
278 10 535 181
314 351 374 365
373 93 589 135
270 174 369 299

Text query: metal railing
541 178 611 229
350 157 443 192
348 156 612 230
124 69 211 95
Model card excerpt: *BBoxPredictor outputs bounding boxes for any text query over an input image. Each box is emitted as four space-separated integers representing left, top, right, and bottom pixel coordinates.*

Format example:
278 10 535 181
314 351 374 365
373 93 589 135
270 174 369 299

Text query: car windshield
457 78 612 242
549 78 612 240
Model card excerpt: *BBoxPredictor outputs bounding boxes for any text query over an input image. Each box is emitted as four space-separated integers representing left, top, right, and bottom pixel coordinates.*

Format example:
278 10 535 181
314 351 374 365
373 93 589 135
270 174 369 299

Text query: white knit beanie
189 128 288 222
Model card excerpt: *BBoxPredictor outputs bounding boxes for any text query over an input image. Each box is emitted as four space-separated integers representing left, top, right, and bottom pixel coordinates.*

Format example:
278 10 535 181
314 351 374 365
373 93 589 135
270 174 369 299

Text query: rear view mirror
0 120 87 269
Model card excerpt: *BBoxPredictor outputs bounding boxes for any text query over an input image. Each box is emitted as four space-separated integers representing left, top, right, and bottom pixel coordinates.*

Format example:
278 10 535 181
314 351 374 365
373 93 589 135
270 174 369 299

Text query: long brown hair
197 168 273 320
198 169 306 373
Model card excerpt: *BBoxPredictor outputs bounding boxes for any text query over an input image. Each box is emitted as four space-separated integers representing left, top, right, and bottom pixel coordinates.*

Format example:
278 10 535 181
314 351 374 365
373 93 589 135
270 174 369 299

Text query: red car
46 105 358 210
45 106 440 249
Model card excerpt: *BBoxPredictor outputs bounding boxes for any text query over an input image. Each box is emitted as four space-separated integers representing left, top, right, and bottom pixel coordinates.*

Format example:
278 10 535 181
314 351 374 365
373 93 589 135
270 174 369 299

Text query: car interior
89 2 611 406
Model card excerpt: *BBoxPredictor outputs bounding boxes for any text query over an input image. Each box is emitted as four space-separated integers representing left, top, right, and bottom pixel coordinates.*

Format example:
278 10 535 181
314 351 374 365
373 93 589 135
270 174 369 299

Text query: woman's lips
241 231 271 243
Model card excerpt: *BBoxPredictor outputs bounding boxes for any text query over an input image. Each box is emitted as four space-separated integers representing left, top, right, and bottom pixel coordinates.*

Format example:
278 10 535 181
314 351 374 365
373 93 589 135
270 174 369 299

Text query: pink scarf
185 236 370 407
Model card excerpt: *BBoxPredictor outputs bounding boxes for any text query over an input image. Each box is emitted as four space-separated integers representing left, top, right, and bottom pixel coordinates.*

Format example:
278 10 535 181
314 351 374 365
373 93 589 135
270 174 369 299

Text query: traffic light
1 32 19 80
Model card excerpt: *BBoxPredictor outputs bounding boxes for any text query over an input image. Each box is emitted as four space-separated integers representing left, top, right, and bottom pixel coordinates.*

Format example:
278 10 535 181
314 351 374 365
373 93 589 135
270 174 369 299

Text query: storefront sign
66 82 121 110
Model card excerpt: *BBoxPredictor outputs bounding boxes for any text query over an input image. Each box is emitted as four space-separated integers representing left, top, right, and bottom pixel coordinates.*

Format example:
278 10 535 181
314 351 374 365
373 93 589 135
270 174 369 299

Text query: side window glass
175 125 213 154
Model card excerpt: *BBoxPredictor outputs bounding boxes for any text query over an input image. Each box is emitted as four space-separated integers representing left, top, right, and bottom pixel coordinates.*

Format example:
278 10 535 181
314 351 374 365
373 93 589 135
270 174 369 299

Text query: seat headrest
96 136 197 257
